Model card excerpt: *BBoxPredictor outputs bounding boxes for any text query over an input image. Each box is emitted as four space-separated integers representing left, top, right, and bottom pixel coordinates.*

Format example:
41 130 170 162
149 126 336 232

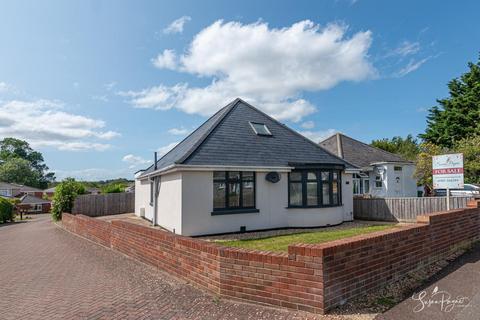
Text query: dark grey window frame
212 171 258 215
287 169 342 208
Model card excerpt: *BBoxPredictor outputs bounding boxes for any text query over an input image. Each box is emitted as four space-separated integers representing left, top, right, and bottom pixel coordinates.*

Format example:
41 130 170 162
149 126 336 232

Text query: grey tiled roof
141 98 353 176
319 133 411 168
20 194 51 205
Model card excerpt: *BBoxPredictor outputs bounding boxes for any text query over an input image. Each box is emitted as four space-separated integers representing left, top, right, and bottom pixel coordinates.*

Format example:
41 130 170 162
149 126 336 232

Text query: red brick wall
62 207 480 314
63 213 112 247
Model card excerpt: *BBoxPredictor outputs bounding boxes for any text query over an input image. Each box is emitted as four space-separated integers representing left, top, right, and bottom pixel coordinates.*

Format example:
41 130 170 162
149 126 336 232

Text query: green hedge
51 178 86 221
0 198 15 223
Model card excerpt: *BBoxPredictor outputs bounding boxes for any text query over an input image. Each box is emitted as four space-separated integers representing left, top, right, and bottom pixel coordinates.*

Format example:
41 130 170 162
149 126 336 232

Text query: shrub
51 178 86 221
101 183 125 194
0 198 14 223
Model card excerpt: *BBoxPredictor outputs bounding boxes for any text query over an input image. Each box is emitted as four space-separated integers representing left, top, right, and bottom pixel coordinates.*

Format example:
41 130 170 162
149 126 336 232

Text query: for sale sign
432 153 464 189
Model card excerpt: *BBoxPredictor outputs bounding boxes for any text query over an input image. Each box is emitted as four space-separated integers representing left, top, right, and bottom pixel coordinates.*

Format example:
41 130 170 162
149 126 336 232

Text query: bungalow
319 133 417 198
0 182 44 198
135 98 357 236
16 194 51 214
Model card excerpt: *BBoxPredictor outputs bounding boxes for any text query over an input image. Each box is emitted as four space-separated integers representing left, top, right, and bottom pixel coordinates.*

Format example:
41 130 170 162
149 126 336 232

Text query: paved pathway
0 215 345 320
378 243 480 320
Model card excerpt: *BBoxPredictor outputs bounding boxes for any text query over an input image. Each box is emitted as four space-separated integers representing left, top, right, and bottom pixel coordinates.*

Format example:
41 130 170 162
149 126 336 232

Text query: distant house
319 133 417 198
135 98 357 236
17 194 51 214
86 187 101 195
43 186 56 198
0 182 44 198
125 184 135 193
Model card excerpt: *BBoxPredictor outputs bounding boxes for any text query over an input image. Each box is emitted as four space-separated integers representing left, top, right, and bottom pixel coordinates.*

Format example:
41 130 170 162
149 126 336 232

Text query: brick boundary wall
62 201 480 314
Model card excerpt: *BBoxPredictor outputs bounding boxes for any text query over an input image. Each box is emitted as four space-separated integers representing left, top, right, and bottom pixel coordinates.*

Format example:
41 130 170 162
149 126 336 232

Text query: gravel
198 220 398 241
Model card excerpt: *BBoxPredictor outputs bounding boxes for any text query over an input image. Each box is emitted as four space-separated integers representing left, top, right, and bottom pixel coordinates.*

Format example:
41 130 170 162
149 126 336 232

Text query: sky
0 0 479 181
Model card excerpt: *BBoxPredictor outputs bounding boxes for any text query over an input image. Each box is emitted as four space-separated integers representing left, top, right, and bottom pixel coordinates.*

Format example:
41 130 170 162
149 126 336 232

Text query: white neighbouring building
320 133 418 198
135 99 358 236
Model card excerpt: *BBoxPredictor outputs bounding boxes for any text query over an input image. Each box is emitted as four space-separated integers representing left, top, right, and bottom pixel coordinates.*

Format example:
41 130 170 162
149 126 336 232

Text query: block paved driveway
377 243 480 320
0 214 348 320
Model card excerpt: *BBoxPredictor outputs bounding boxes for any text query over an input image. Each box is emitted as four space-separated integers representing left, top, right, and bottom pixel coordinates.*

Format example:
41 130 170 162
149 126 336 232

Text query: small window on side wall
375 175 382 188
394 166 402 171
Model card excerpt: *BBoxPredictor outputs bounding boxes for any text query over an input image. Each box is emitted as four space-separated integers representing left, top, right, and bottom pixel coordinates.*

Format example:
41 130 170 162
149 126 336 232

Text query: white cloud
158 142 179 156
0 81 11 93
127 20 375 122
298 129 338 143
122 154 152 169
152 49 178 70
0 99 120 151
168 127 190 135
300 121 315 129
163 16 191 34
388 41 420 57
119 84 186 111
395 57 430 77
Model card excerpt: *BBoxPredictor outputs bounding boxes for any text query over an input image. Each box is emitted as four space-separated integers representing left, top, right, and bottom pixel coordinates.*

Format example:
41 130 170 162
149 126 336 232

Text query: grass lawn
217 224 396 252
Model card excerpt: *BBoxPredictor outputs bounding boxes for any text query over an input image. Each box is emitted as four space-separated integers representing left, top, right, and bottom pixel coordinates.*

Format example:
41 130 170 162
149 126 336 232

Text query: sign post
432 153 464 211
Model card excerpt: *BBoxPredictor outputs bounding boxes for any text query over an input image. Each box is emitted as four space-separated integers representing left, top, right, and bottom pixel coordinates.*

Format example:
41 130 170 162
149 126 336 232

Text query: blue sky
0 0 479 181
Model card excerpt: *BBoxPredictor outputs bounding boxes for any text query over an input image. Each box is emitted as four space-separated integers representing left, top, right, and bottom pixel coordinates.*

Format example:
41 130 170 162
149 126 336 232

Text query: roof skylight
249 122 272 136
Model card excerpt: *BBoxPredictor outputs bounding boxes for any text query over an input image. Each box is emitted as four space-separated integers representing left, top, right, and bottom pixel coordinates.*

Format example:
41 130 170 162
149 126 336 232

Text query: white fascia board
370 161 415 166
345 168 361 174
138 164 294 180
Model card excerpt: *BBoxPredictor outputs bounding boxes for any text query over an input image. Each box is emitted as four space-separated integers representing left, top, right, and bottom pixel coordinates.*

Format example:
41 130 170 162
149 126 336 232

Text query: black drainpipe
153 152 158 226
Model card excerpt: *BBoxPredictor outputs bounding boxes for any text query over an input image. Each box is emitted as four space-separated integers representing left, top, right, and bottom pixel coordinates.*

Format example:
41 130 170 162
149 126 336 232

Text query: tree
420 56 480 147
0 158 42 186
0 138 55 188
51 178 86 221
454 135 480 184
370 135 420 161
414 142 449 188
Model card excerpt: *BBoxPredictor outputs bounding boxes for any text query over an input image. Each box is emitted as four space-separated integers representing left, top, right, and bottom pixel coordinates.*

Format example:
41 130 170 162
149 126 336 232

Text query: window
394 166 402 171
149 181 154 206
364 179 370 193
213 171 256 213
375 175 382 188
249 122 272 136
288 169 342 208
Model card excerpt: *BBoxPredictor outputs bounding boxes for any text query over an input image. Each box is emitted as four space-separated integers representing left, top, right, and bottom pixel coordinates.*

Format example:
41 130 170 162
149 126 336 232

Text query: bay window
288 169 342 208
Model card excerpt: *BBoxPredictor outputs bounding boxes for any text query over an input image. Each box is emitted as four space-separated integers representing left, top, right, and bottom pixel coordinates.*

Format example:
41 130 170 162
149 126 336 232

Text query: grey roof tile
141 98 354 176
319 133 411 168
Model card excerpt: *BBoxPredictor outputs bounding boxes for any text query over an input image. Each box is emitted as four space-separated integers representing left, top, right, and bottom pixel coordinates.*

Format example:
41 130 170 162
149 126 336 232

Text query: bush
101 183 125 194
0 198 14 223
51 178 86 221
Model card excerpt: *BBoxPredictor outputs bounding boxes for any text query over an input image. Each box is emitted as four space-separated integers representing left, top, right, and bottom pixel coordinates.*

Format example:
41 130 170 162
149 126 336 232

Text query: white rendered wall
134 178 154 221
181 171 354 236
156 172 182 234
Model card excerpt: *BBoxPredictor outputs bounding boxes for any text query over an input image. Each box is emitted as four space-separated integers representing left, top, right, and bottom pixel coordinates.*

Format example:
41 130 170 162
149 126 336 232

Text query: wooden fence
353 196 473 222
72 193 134 217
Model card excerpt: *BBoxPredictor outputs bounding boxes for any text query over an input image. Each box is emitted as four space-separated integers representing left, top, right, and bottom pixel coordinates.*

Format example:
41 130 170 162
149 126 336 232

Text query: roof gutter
138 164 295 179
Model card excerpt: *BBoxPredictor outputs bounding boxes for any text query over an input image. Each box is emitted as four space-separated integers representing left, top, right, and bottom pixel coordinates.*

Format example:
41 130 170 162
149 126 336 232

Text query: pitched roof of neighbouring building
19 194 51 205
0 182 43 192
319 133 411 168
140 98 354 177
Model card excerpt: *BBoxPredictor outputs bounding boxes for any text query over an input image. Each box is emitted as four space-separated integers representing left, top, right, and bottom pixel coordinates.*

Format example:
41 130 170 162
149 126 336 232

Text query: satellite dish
265 172 281 183
376 167 385 175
